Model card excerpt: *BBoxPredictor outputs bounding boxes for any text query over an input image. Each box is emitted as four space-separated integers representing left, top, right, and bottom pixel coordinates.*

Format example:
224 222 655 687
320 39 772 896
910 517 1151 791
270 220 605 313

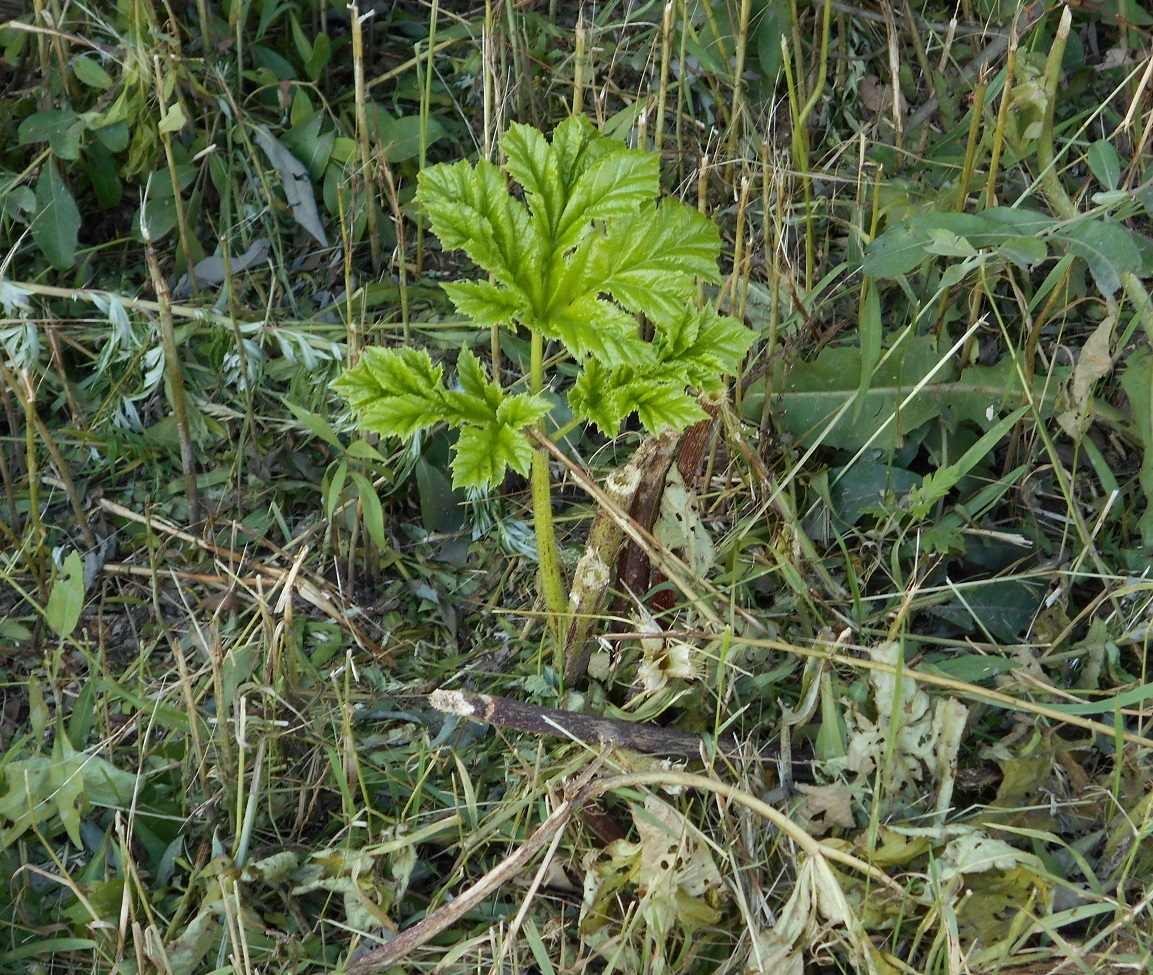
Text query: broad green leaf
85 142 122 208
369 108 445 162
569 359 628 435
631 384 709 434
997 236 1048 270
827 461 922 526
32 164 81 270
46 551 85 638
1054 217 1141 297
442 279 529 328
334 347 448 437
863 217 944 277
284 398 346 449
361 394 446 439
350 471 386 550
934 357 1065 429
496 391 552 430
655 306 755 392
543 293 649 366
73 55 113 89
864 209 1056 278
554 147 658 250
158 101 187 134
18 109 85 160
502 122 564 239
454 346 499 408
325 459 348 520
592 202 722 319
453 422 532 488
550 112 631 198
1086 139 1120 191
929 579 1044 642
417 159 537 291
282 110 336 181
766 337 956 451
334 346 444 410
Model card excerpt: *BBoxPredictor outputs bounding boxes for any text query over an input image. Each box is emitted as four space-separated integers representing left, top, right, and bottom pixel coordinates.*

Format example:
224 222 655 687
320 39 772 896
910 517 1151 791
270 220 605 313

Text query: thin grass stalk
153 57 199 294
726 0 751 163
880 0 903 147
169 631 210 793
984 26 1020 208
0 355 96 550
1035 6 1075 220
419 0 439 179
654 3 672 151
903 4 937 130
483 0 496 158
214 185 258 446
0 400 17 531
675 0 688 181
573 13 586 115
350 3 382 273
142 216 200 523
195 0 212 50
379 160 410 342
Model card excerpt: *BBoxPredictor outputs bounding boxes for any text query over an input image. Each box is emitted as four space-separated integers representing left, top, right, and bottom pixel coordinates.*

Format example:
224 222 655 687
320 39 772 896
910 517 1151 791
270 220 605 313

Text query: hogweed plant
335 116 755 667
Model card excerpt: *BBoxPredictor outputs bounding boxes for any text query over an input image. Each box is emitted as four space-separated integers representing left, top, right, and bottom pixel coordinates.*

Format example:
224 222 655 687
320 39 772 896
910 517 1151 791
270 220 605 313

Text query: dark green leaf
45 551 85 638
72 55 113 89
32 164 81 270
1055 217 1141 297
1086 139 1120 191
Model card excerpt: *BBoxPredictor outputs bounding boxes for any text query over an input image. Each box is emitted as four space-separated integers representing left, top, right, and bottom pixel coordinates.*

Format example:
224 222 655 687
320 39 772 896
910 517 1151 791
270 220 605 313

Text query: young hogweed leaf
338 116 756 490
333 346 449 439
502 122 565 240
416 159 536 289
655 306 759 393
593 203 724 321
552 143 659 250
442 279 530 329
542 292 651 366
444 349 551 487
569 359 709 437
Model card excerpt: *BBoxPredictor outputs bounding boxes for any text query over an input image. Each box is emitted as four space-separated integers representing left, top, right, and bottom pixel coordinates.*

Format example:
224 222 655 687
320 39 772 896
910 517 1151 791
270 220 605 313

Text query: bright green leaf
453 423 529 488
334 346 448 437
73 55 114 89
553 144 658 250
350 471 386 550
631 384 709 434
442 278 529 328
45 551 85 638
502 122 564 239
158 101 187 134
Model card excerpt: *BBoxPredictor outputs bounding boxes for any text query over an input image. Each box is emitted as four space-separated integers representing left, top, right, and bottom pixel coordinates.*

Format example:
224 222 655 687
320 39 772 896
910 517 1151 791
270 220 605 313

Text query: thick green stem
529 329 568 668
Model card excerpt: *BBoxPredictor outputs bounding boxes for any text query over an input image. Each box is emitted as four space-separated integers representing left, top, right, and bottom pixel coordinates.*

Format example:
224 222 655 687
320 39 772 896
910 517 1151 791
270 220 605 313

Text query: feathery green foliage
335 115 755 489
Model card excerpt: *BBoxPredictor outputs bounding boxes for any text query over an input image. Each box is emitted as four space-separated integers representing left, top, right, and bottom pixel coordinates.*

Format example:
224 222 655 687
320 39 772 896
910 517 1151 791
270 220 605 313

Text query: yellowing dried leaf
654 465 715 577
1057 312 1116 437
795 783 856 833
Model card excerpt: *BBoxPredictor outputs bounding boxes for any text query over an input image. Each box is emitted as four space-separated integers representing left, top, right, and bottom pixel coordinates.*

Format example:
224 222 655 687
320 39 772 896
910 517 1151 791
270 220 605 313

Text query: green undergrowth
1 0 1153 973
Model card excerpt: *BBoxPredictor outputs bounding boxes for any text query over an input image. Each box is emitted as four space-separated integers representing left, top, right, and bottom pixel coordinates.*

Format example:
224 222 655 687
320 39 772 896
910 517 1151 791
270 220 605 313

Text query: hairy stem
529 329 568 668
